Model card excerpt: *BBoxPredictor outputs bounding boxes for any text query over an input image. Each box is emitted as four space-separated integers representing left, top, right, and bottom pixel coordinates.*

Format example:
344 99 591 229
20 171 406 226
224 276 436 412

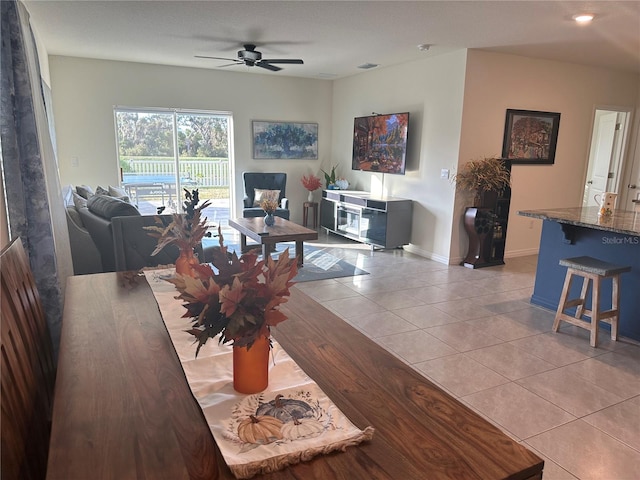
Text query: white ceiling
23 1 640 79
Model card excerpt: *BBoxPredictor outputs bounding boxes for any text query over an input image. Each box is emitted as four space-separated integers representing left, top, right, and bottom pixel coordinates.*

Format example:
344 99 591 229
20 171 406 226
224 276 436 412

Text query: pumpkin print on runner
226 389 335 452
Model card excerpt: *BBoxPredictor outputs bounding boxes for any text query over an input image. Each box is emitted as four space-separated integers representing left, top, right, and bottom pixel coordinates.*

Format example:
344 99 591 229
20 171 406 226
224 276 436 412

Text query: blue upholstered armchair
242 172 290 220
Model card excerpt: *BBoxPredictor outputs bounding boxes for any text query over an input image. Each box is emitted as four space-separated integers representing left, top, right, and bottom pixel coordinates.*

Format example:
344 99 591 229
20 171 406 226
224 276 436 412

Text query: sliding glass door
115 108 232 228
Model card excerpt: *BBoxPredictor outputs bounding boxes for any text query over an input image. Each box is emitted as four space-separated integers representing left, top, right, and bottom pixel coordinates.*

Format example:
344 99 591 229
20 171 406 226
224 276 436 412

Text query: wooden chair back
1 238 56 480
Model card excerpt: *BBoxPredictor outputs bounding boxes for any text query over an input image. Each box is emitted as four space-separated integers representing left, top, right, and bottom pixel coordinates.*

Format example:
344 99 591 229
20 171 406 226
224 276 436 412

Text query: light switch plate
440 168 449 179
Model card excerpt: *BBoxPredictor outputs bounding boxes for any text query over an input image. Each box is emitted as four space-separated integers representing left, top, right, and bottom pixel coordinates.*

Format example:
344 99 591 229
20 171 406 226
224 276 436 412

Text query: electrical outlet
71 156 79 167
440 168 449 179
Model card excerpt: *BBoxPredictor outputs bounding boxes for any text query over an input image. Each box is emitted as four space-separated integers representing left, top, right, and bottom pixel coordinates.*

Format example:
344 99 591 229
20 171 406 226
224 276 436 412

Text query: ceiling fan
195 44 303 71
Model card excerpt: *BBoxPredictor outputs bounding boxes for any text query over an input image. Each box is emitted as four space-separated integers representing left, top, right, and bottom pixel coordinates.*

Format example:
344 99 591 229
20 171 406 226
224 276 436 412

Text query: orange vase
233 335 270 394
175 248 199 276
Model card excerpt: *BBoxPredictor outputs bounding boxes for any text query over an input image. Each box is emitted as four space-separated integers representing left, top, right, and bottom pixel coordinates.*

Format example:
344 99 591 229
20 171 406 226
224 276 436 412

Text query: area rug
204 240 368 283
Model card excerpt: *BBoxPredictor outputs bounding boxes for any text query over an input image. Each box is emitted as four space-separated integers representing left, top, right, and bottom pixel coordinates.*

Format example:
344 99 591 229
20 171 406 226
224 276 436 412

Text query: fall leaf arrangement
166 228 299 355
300 174 322 192
260 198 279 214
145 188 211 255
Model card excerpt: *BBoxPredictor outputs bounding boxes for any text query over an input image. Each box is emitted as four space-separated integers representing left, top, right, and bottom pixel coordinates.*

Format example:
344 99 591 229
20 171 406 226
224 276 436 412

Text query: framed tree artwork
501 109 561 164
252 121 318 159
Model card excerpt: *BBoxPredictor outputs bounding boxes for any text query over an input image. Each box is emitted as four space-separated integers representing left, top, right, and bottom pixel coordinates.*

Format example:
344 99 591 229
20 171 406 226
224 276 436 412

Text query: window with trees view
115 108 232 224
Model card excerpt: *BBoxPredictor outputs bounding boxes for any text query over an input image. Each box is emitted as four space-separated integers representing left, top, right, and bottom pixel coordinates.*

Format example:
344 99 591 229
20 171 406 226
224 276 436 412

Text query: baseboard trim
401 246 538 265
403 244 450 265
504 247 539 258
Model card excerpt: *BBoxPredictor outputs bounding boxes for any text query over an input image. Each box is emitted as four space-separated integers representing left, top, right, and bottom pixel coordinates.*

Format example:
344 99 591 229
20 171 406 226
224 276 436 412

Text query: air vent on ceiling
357 63 379 70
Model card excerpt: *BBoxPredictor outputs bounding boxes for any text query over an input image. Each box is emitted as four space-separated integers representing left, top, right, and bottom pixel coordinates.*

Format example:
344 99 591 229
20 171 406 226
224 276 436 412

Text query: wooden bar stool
553 256 631 347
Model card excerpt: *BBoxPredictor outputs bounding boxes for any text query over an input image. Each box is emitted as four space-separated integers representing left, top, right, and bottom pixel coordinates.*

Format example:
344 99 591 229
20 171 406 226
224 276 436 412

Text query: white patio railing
123 158 230 187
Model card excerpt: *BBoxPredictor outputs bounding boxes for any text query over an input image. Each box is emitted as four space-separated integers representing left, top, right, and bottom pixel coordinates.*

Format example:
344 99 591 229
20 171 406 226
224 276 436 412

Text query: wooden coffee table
228 216 318 266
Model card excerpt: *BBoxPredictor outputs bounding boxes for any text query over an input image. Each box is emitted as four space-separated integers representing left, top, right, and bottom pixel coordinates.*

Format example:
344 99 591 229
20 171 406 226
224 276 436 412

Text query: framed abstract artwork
501 109 561 165
252 121 318 159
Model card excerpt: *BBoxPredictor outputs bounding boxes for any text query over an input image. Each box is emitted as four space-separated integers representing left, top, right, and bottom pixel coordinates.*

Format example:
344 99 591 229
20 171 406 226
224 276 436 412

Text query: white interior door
623 122 640 210
585 112 617 207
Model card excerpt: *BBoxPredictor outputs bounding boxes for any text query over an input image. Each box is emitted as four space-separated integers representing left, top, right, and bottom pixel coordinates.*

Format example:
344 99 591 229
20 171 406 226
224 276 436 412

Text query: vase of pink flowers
301 174 322 202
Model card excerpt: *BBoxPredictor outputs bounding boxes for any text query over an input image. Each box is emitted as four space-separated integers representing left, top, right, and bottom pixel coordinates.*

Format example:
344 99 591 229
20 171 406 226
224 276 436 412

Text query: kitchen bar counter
519 206 640 238
518 206 639 342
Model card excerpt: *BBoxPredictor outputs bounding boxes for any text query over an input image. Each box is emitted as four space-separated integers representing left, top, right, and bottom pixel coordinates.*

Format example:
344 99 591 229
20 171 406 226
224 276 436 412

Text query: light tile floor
291 233 640 480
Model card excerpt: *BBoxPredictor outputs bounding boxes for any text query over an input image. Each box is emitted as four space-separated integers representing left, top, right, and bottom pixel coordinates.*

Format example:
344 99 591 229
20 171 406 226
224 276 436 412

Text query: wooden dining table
47 272 543 479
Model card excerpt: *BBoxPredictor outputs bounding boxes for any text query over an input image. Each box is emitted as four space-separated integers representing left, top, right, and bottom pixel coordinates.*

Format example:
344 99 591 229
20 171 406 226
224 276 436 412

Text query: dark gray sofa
62 185 103 275
112 215 204 272
65 185 210 273
78 194 142 272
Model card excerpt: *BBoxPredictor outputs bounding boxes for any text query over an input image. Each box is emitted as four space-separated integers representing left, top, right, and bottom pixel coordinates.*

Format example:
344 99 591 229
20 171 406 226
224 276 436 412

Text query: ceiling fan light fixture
572 13 594 24
198 43 302 72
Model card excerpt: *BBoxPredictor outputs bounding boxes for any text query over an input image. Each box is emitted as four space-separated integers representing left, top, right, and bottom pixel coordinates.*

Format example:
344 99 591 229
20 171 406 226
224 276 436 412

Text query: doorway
583 108 631 207
114 107 234 231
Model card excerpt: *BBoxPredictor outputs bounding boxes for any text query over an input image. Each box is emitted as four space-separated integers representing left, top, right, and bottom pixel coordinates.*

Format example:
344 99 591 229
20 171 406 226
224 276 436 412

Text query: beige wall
457 50 639 261
331 50 468 262
48 51 639 264
49 56 333 223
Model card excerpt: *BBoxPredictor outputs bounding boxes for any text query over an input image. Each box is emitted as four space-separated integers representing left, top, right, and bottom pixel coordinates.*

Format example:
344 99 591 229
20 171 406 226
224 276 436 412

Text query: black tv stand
320 190 412 249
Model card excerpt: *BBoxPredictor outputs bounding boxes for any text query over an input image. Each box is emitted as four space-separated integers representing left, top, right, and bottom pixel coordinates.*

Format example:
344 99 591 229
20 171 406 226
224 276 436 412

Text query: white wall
455 50 639 261
331 51 468 262
49 56 333 223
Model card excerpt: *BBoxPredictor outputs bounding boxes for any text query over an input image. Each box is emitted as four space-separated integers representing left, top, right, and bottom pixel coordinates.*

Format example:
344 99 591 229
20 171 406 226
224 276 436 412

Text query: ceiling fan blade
194 55 239 62
257 62 282 72
218 63 241 68
261 59 304 65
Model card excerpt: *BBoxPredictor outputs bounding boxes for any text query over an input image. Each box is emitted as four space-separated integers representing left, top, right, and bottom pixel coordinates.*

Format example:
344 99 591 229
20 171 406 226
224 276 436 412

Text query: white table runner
145 270 374 479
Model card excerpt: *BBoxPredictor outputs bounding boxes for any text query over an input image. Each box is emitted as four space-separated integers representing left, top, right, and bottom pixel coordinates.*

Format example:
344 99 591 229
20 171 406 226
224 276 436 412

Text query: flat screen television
352 112 409 174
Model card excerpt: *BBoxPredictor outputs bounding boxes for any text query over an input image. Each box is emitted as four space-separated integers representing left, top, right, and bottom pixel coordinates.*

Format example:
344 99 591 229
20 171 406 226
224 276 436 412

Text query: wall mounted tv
352 112 409 175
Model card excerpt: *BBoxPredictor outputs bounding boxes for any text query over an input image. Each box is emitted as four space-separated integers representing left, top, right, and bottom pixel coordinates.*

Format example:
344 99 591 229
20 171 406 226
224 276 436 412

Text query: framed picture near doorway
501 109 561 164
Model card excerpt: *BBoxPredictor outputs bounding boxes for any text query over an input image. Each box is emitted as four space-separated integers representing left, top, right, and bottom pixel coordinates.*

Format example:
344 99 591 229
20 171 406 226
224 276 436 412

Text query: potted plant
320 165 338 189
453 156 510 208
454 157 510 268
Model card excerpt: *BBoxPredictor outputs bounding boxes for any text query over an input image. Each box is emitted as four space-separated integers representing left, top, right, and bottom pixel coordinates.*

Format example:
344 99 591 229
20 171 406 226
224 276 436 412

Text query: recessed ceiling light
572 13 594 24
417 44 431 52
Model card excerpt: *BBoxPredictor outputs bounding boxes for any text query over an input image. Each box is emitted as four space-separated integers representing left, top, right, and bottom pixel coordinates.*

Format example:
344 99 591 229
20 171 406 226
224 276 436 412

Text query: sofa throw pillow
87 194 140 220
72 191 88 210
108 185 126 197
253 189 280 207
76 185 94 199
95 185 109 196
108 185 131 203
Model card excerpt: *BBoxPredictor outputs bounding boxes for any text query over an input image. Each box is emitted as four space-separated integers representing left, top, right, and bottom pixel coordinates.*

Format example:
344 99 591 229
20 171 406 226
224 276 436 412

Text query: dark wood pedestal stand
462 207 500 268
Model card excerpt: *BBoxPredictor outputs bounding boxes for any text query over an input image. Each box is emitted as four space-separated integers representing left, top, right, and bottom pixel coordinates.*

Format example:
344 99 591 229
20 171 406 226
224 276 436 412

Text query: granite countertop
518 206 640 236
